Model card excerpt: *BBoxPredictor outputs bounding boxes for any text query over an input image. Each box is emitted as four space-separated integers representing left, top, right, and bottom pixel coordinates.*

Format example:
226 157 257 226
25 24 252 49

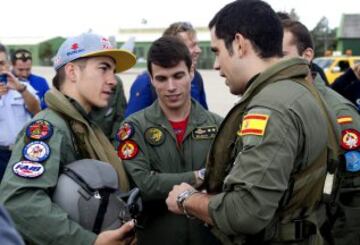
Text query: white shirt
0 82 39 146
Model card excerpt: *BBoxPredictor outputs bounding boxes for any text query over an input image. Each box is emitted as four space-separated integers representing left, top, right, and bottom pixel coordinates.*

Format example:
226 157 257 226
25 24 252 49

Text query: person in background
0 205 24 245
166 0 334 244
332 64 360 111
281 17 360 245
11 49 50 109
125 21 208 117
118 36 222 245
0 44 40 182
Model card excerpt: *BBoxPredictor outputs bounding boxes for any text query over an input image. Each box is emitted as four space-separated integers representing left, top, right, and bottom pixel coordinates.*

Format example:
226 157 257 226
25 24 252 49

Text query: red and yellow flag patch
238 113 269 136
337 116 353 125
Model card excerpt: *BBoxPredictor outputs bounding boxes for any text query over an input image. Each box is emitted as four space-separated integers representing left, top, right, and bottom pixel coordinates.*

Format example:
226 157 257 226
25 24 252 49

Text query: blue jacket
125 70 208 117
331 68 360 111
27 74 50 109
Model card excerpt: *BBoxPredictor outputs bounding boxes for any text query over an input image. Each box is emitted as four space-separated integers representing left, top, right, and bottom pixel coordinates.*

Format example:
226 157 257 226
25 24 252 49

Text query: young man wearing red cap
0 33 137 245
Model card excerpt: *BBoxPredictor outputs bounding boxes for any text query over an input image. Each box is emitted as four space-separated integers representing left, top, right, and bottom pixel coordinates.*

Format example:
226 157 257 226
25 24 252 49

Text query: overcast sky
0 0 358 39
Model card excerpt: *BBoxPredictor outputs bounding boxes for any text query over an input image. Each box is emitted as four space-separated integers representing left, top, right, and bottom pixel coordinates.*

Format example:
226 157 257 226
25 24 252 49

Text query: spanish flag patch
337 116 353 125
238 113 269 136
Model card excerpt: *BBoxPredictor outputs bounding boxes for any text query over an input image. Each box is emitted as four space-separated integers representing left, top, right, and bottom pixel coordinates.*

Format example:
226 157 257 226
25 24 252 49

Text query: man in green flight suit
281 17 360 245
166 0 337 244
0 32 137 245
116 36 222 245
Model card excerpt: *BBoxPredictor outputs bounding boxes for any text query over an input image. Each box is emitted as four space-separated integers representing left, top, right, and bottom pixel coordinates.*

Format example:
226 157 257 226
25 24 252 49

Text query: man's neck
160 100 191 122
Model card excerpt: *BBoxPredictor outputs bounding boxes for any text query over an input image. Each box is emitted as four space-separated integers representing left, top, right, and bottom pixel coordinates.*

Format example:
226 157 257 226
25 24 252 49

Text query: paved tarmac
32 66 239 117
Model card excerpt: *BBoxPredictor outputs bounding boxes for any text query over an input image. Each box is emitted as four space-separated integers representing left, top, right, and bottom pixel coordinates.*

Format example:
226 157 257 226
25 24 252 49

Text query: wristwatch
176 188 198 217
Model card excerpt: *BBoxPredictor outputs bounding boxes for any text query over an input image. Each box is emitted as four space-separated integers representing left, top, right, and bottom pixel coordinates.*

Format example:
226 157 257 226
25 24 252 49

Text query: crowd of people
1 0 360 244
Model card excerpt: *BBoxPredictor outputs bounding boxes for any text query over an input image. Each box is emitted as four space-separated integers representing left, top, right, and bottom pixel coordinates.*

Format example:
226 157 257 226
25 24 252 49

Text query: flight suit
0 103 97 244
205 58 331 244
314 76 360 244
118 99 222 245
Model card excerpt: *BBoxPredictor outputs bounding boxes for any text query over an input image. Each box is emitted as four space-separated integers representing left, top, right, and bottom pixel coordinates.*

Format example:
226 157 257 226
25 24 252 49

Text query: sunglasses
14 52 32 60
173 22 194 34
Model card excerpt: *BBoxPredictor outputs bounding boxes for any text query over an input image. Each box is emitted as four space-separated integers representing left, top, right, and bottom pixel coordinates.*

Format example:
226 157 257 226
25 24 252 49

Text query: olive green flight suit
120 100 222 245
91 75 127 143
314 76 360 244
206 58 331 245
0 104 97 244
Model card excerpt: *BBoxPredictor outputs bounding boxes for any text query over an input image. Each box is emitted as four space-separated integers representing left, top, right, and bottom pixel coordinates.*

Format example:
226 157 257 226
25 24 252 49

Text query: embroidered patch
116 122 135 141
12 161 45 178
345 151 360 172
144 127 165 146
238 114 269 136
117 140 139 160
337 116 353 125
26 120 53 140
341 129 360 150
23 141 51 162
192 126 217 140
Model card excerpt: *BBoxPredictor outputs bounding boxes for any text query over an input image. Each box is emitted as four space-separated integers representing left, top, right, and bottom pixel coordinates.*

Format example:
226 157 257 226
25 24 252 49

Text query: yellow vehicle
313 56 360 84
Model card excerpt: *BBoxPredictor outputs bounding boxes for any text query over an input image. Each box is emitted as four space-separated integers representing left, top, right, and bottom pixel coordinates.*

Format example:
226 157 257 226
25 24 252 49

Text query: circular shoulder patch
117 140 139 160
26 120 54 140
116 122 135 141
23 141 51 162
144 127 166 146
341 129 360 150
13 161 45 178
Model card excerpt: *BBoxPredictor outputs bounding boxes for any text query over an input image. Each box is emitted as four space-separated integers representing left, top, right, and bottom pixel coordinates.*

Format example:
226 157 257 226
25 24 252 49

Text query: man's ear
233 33 249 58
302 48 314 63
64 62 78 82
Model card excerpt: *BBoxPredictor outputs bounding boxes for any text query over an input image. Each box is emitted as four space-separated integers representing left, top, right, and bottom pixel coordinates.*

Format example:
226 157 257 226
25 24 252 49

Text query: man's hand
94 220 136 245
3 72 25 92
0 82 8 96
166 183 194 215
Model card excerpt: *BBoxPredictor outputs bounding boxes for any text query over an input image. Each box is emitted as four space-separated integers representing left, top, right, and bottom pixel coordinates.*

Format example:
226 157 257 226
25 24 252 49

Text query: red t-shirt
169 116 189 144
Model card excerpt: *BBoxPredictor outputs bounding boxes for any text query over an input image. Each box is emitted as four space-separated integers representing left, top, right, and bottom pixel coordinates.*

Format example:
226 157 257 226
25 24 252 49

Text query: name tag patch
192 126 217 139
13 161 45 178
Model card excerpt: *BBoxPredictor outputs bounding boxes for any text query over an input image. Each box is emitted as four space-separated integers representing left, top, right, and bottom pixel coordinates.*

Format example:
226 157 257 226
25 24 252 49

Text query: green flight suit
120 100 222 245
206 58 330 244
0 102 97 244
91 75 127 143
314 76 360 244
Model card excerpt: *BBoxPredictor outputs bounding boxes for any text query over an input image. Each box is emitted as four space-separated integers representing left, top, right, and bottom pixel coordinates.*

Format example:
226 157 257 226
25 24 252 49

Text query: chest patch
337 116 353 125
116 122 135 141
192 126 217 140
144 127 166 146
117 140 139 160
238 113 269 136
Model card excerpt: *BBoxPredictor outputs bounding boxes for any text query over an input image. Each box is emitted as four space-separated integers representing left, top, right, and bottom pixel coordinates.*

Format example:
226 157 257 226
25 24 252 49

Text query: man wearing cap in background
11 49 50 110
0 33 137 244
0 43 40 183
125 21 208 117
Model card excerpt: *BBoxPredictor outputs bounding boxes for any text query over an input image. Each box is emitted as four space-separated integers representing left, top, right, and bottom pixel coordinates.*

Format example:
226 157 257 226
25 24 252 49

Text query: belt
0 145 12 151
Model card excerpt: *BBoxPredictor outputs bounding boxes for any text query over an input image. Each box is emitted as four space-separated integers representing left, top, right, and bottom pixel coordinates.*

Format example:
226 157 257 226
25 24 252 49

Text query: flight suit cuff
208 192 236 235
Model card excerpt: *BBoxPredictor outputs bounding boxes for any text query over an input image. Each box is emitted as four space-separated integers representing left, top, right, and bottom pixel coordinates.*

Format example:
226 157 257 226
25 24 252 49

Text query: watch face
199 168 206 180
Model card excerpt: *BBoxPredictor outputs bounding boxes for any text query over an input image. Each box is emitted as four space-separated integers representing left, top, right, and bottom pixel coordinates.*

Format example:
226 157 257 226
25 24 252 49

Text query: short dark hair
281 19 314 55
209 0 283 58
52 58 88 90
11 49 32 64
147 36 192 76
